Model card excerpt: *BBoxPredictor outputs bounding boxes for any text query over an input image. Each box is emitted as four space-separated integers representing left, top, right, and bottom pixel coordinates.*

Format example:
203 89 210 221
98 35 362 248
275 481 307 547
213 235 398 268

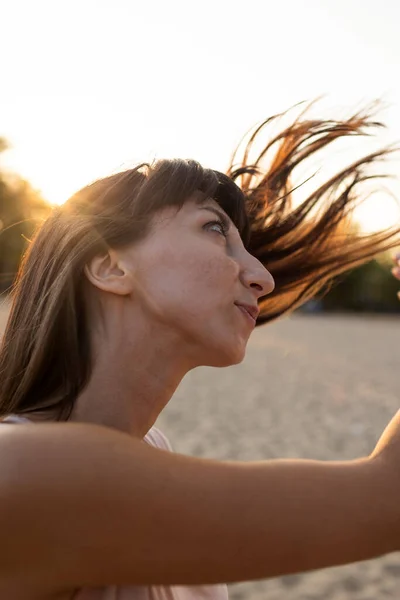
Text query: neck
69 326 191 439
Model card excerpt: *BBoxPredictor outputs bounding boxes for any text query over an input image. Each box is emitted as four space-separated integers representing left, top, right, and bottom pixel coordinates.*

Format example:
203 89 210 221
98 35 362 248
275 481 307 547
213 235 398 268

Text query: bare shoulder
0 423 129 597
0 421 134 495
0 422 172 594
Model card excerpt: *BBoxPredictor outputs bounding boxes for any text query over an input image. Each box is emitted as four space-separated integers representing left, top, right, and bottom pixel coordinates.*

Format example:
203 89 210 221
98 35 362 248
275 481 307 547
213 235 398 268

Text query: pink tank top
1 415 229 600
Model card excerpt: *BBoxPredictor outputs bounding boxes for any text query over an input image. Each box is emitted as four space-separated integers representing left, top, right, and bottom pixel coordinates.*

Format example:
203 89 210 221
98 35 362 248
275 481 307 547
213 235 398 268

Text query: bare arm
0 419 399 595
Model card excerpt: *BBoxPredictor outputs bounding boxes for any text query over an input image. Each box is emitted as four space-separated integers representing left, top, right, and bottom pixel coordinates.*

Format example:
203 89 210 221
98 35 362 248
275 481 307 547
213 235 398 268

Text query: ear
84 249 133 296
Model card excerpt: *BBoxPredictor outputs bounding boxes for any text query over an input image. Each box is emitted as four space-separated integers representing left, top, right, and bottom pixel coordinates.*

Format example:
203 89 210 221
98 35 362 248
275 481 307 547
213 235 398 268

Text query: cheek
133 239 239 318
185 255 240 316
190 252 239 290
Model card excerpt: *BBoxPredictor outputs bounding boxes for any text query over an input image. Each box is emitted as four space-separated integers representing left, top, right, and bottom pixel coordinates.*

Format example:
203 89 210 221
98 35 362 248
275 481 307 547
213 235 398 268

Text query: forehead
157 195 231 221
190 194 233 223
148 193 239 238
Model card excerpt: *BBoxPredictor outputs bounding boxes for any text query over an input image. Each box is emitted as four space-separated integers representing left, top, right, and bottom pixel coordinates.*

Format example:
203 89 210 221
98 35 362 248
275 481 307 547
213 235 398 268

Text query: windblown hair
0 102 399 421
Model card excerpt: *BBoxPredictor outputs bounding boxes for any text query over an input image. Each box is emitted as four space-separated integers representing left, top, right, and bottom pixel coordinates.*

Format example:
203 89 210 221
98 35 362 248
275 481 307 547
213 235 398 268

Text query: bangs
137 160 250 246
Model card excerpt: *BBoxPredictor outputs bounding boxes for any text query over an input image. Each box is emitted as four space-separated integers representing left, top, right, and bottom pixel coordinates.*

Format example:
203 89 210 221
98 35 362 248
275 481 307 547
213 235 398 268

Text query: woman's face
112 197 275 367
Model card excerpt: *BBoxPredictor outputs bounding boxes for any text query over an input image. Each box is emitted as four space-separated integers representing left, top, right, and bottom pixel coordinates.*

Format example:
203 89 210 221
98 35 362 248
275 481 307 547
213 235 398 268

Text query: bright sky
1 0 400 233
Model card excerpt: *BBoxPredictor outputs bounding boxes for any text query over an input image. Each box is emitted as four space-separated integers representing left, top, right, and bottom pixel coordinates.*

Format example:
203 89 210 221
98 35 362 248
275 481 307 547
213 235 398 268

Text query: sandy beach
1 300 399 599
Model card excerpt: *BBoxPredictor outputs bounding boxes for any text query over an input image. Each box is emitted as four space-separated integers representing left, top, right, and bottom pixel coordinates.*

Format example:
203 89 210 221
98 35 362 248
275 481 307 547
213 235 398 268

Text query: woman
1 104 400 600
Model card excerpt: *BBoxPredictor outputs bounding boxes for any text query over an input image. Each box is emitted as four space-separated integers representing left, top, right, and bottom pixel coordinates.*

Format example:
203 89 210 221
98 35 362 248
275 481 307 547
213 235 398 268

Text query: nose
240 253 275 299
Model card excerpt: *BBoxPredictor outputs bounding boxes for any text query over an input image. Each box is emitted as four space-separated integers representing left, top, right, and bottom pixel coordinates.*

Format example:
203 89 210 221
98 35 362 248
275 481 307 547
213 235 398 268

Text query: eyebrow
198 205 234 232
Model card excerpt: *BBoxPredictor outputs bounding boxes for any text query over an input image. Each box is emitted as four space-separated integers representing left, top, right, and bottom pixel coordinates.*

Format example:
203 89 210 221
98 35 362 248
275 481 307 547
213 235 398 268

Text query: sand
1 299 399 598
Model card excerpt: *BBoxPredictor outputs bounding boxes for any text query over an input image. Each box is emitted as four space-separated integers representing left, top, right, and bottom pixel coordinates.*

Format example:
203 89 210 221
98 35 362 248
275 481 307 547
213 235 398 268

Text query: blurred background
1 1 400 598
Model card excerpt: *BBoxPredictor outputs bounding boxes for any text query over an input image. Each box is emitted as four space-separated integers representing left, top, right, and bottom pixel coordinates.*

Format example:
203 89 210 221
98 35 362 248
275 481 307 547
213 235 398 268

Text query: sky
1 0 400 232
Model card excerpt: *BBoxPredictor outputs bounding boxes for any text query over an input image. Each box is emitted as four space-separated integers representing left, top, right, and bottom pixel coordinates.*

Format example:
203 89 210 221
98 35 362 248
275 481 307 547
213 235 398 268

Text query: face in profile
91 197 275 369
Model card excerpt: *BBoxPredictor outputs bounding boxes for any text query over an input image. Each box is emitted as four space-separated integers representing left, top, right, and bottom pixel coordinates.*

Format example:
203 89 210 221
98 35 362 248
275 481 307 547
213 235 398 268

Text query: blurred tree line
0 137 51 292
0 134 399 311
317 257 400 313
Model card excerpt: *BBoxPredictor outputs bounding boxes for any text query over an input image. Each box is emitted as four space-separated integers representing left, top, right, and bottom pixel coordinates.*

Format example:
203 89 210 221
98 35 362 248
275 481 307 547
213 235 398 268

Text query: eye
205 219 229 238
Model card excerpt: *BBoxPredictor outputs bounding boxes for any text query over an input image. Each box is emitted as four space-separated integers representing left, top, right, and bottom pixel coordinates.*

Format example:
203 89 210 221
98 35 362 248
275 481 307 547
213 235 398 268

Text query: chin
203 343 246 368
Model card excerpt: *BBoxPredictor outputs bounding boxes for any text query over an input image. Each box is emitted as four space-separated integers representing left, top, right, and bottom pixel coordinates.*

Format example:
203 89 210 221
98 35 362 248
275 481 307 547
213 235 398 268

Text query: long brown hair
0 103 399 421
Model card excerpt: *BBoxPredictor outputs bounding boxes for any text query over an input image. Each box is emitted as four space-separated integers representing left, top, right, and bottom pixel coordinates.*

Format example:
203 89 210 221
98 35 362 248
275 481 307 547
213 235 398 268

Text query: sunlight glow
355 195 400 234
1 0 400 236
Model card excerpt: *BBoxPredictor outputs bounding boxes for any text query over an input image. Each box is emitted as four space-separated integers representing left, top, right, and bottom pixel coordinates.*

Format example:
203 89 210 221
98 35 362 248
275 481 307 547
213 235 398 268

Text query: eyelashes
205 219 229 238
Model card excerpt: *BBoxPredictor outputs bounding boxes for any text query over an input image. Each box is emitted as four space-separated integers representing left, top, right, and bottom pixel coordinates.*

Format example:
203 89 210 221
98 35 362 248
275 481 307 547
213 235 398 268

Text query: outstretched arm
1 416 400 596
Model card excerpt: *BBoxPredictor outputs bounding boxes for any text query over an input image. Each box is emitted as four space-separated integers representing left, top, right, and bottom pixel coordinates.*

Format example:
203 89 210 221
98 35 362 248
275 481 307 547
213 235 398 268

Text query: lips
235 303 260 323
